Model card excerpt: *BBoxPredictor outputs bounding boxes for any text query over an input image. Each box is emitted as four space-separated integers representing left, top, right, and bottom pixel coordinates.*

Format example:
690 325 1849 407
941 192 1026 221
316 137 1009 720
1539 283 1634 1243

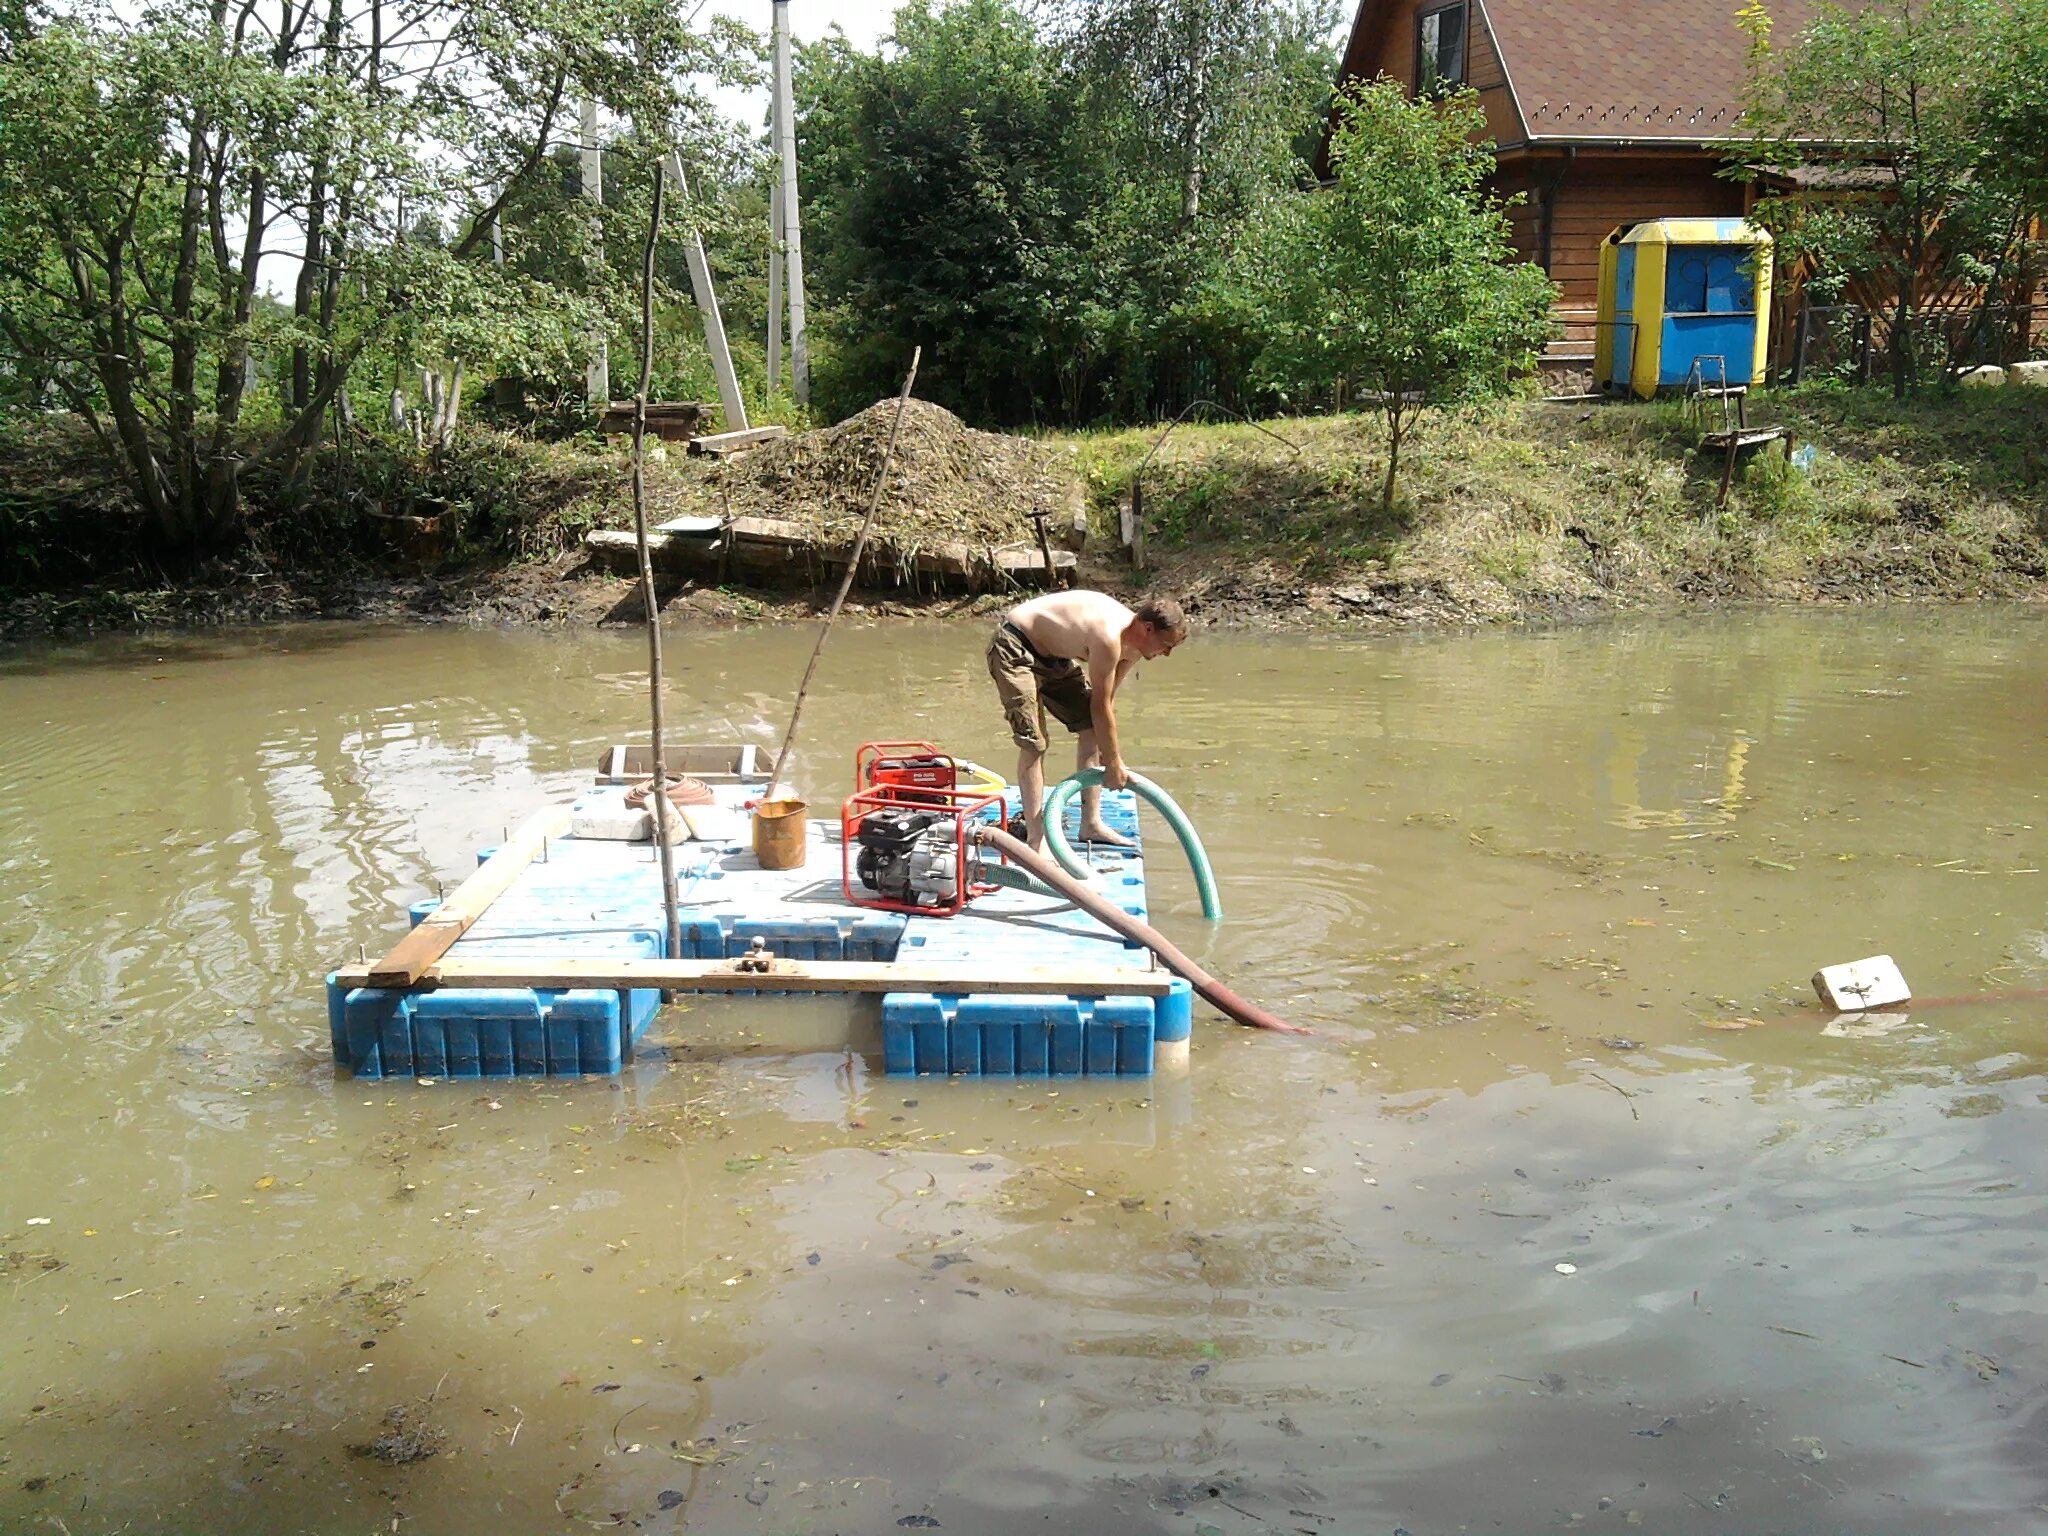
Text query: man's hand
1101 758 1131 791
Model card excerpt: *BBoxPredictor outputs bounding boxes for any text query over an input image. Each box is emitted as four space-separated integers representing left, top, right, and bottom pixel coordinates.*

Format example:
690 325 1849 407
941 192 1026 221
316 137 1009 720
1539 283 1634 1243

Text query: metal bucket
751 798 809 870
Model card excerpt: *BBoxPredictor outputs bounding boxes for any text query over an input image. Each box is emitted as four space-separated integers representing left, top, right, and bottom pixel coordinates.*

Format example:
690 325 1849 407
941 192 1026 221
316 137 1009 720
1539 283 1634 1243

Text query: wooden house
1326 0 1819 380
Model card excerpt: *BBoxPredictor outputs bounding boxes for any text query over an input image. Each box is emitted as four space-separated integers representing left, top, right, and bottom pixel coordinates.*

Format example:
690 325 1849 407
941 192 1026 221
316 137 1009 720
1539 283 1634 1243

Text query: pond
1 609 2043 1532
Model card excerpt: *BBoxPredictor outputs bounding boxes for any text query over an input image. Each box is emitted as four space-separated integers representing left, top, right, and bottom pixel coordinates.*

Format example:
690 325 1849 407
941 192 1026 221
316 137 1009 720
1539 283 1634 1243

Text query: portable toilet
1595 219 1773 398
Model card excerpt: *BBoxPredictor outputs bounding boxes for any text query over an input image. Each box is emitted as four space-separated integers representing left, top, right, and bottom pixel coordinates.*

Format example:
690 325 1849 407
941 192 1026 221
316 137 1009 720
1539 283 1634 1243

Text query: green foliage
0 0 744 554
1736 0 2048 395
1249 78 1557 512
795 0 1084 422
794 0 1338 426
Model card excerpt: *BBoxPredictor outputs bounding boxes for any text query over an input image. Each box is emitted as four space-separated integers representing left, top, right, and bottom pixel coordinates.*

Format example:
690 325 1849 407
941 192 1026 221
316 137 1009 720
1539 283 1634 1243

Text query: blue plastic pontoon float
327 755 1189 1081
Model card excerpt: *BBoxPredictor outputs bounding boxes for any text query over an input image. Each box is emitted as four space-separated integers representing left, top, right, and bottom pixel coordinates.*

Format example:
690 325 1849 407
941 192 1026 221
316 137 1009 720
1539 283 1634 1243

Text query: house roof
1483 0 1818 140
1334 0 1823 146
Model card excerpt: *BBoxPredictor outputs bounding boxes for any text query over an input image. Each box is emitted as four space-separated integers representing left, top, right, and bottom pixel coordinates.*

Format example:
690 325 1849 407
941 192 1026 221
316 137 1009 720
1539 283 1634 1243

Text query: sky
696 0 897 126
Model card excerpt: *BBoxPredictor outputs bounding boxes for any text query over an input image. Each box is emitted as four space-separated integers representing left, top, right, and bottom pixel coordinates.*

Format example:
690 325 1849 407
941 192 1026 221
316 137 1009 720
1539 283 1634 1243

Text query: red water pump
842 741 1004 916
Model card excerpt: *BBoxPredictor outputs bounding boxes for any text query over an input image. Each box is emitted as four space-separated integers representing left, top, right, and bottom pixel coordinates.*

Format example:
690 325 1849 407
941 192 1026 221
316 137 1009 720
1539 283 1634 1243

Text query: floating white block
1958 364 2006 388
2010 360 2048 388
1811 954 1911 1012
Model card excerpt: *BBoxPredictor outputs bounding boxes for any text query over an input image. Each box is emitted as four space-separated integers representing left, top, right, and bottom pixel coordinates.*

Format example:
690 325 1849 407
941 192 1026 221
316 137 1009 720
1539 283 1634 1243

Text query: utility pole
770 0 809 405
582 95 610 408
666 149 750 432
767 179 783 395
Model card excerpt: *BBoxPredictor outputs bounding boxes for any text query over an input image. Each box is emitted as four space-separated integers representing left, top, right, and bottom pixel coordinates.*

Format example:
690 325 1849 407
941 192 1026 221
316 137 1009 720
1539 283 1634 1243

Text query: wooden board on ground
688 425 789 455
334 956 1172 996
363 805 573 986
583 525 1074 594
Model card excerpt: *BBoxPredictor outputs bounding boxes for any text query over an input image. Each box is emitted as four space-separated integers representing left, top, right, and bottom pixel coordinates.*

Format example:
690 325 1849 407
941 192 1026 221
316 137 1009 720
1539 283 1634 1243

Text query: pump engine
841 742 1004 916
853 807 962 908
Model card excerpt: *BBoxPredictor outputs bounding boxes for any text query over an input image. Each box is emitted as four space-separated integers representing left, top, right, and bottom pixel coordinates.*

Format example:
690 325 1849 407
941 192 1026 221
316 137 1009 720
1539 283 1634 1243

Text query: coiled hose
1041 767 1223 921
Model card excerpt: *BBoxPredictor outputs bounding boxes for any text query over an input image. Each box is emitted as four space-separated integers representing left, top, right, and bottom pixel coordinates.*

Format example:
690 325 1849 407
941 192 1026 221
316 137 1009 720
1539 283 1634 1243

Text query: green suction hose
1042 767 1223 921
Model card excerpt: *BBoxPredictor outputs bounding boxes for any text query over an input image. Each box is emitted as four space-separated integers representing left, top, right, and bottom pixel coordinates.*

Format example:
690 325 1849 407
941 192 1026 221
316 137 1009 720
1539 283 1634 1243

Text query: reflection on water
2 610 2046 1532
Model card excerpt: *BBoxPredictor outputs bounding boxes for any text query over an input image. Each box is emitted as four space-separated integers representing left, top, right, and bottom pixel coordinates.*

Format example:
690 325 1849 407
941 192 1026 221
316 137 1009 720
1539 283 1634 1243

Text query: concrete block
1812 954 1910 1011
1958 364 2006 388
2010 360 2048 388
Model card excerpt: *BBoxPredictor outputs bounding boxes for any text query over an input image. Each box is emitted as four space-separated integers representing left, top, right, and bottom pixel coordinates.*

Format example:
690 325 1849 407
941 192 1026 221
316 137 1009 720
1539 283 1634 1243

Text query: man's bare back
1005 590 1136 670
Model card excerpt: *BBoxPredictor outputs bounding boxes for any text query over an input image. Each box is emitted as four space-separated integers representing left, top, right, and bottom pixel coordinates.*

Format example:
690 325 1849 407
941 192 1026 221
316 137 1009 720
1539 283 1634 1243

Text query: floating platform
328 764 1189 1080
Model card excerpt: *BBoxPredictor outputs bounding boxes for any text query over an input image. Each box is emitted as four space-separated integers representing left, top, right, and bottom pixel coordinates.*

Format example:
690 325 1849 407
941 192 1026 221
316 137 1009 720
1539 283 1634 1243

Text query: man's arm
1086 638 1132 788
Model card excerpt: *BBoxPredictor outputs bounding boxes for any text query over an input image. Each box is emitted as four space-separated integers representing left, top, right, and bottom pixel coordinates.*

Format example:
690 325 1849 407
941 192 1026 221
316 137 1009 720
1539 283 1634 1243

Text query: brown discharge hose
974 825 1310 1036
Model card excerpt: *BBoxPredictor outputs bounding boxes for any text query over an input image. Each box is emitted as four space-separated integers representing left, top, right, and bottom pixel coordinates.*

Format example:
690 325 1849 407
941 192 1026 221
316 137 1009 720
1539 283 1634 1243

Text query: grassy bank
3 385 2045 638
1061 386 2048 625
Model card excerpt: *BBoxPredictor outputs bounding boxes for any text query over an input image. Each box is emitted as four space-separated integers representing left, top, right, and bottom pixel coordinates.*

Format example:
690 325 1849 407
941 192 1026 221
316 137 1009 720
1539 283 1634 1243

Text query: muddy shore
5 389 2044 642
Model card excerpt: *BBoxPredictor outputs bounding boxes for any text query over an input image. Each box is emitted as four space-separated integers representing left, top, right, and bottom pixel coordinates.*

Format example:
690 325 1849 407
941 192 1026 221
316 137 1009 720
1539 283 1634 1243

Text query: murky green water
2 609 2044 1533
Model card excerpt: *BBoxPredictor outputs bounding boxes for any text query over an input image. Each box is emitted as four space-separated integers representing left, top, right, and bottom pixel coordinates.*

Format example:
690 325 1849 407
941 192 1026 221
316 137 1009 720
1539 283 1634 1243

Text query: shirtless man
986 589 1188 848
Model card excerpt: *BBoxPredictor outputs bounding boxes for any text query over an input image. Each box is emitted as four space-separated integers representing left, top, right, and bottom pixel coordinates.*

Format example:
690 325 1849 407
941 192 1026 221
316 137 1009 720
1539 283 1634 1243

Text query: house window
1416 2 1467 95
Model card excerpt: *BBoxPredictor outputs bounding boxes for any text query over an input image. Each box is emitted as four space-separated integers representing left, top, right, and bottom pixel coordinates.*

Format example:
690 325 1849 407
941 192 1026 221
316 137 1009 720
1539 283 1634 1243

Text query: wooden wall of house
1344 0 1523 149
1497 153 1747 315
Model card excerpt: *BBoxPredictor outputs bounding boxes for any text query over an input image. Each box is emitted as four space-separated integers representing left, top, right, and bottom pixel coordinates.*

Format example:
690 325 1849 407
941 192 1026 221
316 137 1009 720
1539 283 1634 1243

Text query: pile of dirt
673 399 1081 550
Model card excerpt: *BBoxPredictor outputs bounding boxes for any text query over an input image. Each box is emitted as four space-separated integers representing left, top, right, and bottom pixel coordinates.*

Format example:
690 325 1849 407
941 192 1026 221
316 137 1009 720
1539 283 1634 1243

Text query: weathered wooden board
584 525 1074 593
363 805 574 987
335 956 1171 996
688 425 789 455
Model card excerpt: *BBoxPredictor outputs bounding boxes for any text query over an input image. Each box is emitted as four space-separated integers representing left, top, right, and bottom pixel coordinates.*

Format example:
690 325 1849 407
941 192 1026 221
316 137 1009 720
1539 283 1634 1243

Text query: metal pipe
973 825 1308 1035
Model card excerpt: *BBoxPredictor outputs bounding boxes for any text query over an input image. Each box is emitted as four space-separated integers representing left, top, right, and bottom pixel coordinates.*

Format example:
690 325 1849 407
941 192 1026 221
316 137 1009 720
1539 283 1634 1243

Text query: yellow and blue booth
1595 218 1773 398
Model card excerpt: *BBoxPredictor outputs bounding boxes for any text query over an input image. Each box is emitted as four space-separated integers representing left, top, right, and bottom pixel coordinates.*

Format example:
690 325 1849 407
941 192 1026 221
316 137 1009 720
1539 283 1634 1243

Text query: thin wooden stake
765 347 921 798
633 160 683 990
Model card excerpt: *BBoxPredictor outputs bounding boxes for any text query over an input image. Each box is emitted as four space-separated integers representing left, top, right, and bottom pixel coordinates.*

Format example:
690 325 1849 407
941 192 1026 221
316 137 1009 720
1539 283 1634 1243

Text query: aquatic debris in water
348 1405 446 1465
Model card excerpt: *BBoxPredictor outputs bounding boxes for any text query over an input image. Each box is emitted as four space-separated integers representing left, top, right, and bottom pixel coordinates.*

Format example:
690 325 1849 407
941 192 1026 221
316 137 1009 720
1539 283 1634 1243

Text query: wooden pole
764 347 921 798
633 161 684 981
771 0 809 405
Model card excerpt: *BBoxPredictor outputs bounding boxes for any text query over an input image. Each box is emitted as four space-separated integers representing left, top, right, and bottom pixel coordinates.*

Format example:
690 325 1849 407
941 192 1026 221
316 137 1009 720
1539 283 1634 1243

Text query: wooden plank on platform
363 804 574 987
334 956 1171 996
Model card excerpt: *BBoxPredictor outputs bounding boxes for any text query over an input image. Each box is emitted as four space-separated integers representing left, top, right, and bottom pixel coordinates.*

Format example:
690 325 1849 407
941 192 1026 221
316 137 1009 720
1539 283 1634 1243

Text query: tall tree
1044 0 1339 417
1737 0 2048 394
0 0 738 551
795 0 1087 423
1253 79 1555 513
